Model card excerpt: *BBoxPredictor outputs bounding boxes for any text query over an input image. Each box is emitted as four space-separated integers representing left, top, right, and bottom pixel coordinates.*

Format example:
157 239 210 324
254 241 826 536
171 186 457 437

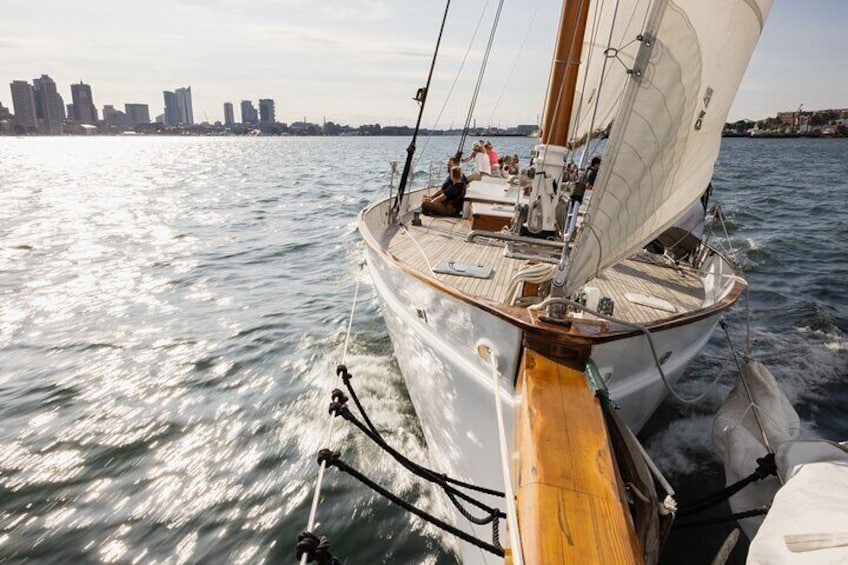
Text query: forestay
565 0 772 295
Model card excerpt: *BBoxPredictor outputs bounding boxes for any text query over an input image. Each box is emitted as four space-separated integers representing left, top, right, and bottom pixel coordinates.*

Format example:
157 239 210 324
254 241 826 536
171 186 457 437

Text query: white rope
502 262 556 304
481 343 524 565
528 296 727 404
400 224 440 280
300 266 364 565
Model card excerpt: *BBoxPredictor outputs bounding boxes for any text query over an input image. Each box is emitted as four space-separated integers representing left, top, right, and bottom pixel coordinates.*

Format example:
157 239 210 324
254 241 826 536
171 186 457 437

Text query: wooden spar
541 0 590 147
510 347 644 564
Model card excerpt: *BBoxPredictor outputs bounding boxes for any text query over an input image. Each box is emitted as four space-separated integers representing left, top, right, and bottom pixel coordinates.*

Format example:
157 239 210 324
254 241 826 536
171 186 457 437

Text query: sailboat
356 0 772 562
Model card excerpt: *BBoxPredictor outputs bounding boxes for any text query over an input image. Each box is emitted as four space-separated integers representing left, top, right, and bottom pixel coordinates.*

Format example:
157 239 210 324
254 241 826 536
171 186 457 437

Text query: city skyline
1 1 845 127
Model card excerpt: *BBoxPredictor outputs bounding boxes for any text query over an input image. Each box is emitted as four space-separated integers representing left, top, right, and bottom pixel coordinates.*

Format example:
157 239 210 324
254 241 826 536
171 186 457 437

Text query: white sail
568 0 651 151
565 0 771 294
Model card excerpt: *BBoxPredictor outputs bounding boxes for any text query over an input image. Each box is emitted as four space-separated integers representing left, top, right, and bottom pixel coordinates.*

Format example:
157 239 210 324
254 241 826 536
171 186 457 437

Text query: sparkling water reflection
0 136 845 564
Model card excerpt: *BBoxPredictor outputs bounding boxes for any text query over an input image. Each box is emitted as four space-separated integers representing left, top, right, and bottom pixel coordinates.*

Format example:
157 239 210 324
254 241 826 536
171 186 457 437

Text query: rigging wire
484 0 544 126
391 0 453 221
414 0 493 172
457 0 506 157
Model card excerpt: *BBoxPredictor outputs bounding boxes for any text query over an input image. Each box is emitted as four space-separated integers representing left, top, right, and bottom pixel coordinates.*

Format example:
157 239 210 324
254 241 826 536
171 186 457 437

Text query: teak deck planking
386 214 705 324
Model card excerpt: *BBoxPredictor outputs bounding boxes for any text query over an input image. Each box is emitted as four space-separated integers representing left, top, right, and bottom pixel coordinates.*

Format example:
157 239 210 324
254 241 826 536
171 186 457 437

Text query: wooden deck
386 214 705 325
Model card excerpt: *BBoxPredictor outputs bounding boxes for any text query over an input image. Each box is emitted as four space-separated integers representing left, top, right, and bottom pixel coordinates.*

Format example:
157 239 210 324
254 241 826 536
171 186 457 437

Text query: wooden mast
541 0 591 146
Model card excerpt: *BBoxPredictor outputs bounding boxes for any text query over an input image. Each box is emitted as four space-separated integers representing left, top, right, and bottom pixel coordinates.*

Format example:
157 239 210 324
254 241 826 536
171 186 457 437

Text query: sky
1 0 845 127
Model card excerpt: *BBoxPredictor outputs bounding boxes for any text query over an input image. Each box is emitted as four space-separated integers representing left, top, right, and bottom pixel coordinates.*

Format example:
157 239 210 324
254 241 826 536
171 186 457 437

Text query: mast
541 0 590 147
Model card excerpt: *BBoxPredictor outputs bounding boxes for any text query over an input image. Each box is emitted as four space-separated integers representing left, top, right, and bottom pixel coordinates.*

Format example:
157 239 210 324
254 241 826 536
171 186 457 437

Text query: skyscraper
9 80 37 132
259 99 275 124
32 74 63 134
163 91 180 125
163 87 194 125
71 82 98 124
240 100 257 124
175 87 194 125
223 102 235 127
125 104 150 126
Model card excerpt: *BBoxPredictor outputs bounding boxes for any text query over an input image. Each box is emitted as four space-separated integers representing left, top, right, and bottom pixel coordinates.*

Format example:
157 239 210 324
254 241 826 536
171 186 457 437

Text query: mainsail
565 0 772 294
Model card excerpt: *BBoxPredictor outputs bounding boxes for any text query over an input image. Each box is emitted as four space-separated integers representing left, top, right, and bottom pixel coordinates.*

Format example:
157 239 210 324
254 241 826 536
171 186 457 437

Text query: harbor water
1 136 846 564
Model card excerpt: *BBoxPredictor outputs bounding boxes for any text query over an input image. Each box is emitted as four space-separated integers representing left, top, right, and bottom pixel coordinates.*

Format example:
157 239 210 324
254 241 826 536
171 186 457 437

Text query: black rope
335 365 504 497
678 453 777 517
392 0 451 220
330 367 505 526
318 449 505 558
673 507 770 530
295 531 341 565
456 0 506 157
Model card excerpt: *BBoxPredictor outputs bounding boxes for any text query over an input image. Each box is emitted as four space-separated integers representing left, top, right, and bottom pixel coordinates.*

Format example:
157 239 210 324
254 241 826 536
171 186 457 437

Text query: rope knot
330 388 348 405
317 449 340 467
295 531 340 565
327 399 349 418
753 452 777 480
336 364 352 384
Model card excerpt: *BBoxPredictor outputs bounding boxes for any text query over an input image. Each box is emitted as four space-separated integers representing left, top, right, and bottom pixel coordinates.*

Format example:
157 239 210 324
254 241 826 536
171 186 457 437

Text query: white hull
365 242 731 563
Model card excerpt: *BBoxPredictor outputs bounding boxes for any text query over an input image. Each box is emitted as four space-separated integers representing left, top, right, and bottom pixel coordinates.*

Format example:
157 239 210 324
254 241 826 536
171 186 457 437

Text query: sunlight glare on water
0 136 845 564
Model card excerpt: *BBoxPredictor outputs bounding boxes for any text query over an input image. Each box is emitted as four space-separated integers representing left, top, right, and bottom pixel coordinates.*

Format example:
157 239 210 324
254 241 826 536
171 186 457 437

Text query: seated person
422 166 466 217
465 142 492 182
425 157 468 202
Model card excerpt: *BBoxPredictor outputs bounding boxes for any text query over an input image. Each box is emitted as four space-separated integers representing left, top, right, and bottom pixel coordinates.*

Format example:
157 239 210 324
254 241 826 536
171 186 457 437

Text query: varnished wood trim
358 196 746 346
514 348 644 564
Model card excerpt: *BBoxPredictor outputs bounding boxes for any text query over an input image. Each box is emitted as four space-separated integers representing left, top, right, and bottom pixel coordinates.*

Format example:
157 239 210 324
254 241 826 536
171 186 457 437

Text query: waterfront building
223 102 235 127
259 99 275 124
175 87 194 125
163 91 180 125
124 103 150 126
70 82 98 124
9 80 37 132
163 87 193 125
32 75 64 134
102 105 129 128
240 100 258 124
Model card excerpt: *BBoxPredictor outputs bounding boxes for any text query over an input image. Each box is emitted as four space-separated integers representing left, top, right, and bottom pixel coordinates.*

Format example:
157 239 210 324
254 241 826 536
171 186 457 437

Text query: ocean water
0 136 845 564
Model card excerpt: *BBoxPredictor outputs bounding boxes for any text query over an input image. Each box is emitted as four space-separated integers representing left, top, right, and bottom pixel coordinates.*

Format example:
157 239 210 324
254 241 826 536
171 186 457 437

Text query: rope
295 532 341 565
318 449 505 558
528 297 729 404
399 224 439 280
299 265 364 565
328 371 506 526
482 345 524 564
678 453 777 517
457 0 505 156
502 262 556 304
673 507 770 530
